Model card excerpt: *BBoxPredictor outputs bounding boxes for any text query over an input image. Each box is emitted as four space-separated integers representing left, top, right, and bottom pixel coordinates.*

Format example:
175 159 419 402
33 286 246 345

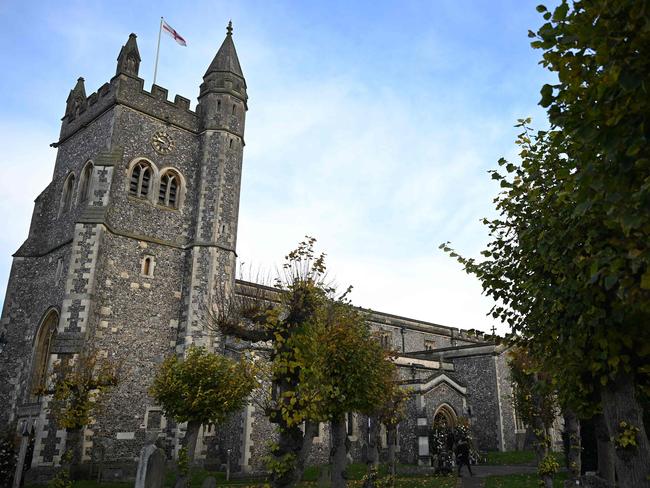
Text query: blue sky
0 0 557 333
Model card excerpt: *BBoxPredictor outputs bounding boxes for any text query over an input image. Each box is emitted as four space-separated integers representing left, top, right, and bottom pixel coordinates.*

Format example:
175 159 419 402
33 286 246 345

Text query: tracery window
158 170 180 208
129 160 153 199
79 162 94 203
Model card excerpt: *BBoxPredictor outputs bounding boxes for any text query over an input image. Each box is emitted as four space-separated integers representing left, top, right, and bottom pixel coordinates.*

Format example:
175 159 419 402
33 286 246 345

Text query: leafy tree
442 1 650 484
213 238 333 487
149 346 256 464
509 348 559 488
41 349 117 480
300 298 396 488
213 238 398 488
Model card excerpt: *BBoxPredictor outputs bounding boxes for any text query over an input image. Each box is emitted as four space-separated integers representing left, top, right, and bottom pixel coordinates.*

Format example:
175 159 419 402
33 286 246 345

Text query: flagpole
153 17 163 87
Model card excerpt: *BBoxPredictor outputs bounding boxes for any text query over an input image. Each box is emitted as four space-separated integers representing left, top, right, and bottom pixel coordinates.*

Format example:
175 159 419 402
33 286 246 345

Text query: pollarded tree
300 297 397 488
211 237 331 488
212 238 398 488
149 346 256 464
40 348 118 481
441 1 650 484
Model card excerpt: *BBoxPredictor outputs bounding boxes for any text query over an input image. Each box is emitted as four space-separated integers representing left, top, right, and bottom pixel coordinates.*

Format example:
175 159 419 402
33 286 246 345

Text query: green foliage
47 469 72 488
615 421 640 450
48 450 73 488
537 454 559 478
262 442 296 481
299 298 397 420
217 237 401 486
442 0 650 415
44 350 118 431
177 447 189 477
149 346 256 426
508 348 558 435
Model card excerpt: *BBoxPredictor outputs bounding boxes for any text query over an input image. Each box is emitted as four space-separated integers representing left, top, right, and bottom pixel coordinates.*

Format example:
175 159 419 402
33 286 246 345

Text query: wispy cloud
0 0 555 335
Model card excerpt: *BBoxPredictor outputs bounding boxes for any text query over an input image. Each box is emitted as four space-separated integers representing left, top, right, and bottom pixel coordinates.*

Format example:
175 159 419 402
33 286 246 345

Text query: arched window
129 160 153 199
158 170 181 208
79 162 94 203
60 173 76 214
141 255 155 277
30 310 59 401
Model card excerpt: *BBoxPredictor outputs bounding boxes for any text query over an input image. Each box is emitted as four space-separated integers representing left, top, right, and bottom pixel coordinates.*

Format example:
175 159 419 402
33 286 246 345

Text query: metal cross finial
227 20 233 36
491 325 497 336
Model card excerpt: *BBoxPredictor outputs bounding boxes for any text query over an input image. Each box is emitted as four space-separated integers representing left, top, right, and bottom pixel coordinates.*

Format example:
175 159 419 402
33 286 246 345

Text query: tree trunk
531 418 553 488
331 417 348 488
184 420 201 464
272 422 304 488
563 409 581 483
595 414 615 485
601 372 650 488
66 428 84 479
387 426 397 479
286 420 318 487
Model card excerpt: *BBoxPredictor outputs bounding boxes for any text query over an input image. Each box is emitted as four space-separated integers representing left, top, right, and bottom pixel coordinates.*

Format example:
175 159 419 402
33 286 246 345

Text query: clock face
151 130 175 154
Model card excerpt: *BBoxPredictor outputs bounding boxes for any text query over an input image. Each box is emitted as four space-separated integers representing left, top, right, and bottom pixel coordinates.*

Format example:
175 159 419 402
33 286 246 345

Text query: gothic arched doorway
433 404 457 429
29 309 58 401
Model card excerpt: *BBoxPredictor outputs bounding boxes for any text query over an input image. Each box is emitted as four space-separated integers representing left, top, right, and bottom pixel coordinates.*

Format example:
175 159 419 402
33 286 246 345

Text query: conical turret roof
204 21 243 78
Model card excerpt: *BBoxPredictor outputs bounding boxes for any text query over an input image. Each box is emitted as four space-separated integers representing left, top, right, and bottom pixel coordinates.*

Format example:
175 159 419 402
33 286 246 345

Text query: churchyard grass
484 472 567 488
27 464 457 487
483 450 536 465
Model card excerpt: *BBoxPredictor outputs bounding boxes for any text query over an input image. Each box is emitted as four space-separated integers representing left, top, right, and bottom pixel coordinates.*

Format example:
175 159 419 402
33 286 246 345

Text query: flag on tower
162 19 187 46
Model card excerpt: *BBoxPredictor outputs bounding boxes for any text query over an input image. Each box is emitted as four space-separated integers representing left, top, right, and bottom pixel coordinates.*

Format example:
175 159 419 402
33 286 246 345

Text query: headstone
134 444 166 488
174 476 188 488
317 466 330 487
201 476 216 488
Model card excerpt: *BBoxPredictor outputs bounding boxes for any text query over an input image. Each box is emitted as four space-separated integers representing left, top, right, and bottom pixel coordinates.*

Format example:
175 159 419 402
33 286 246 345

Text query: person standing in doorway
456 437 473 477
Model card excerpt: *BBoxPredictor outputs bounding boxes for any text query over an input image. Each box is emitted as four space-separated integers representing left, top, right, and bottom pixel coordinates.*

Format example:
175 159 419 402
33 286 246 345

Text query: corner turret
64 77 87 120
116 33 141 77
198 22 247 132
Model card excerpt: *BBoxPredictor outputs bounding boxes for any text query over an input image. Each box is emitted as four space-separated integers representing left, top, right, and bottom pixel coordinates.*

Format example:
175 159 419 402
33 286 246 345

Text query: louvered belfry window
130 161 152 198
159 171 179 208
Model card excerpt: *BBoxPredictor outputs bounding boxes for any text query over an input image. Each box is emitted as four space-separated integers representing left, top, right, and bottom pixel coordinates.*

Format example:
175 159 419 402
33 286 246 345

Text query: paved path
457 464 537 488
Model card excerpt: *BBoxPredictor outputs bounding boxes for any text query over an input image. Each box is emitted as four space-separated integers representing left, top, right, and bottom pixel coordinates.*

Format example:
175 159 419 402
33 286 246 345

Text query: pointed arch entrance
433 403 458 429
29 309 59 401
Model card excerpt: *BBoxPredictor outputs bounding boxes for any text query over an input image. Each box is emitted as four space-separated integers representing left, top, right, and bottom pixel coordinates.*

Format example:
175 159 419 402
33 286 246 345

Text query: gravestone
201 476 216 488
134 444 166 488
317 465 330 487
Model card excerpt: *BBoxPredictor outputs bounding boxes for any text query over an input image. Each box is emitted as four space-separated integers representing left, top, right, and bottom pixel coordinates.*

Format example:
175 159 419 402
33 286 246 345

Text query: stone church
0 25 529 480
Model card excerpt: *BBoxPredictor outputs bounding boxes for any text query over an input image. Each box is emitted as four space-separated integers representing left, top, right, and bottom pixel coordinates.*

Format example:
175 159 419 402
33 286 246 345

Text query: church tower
0 24 247 475
185 20 248 349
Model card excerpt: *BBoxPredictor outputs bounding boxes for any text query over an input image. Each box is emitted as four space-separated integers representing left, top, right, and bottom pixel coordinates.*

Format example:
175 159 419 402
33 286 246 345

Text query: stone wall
450 353 501 451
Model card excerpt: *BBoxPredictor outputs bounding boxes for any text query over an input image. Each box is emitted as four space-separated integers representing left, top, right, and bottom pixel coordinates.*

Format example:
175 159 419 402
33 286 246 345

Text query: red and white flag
162 19 187 46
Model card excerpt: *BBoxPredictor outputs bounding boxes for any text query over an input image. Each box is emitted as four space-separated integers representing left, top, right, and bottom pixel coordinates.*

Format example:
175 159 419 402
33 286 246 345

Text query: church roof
204 21 243 78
